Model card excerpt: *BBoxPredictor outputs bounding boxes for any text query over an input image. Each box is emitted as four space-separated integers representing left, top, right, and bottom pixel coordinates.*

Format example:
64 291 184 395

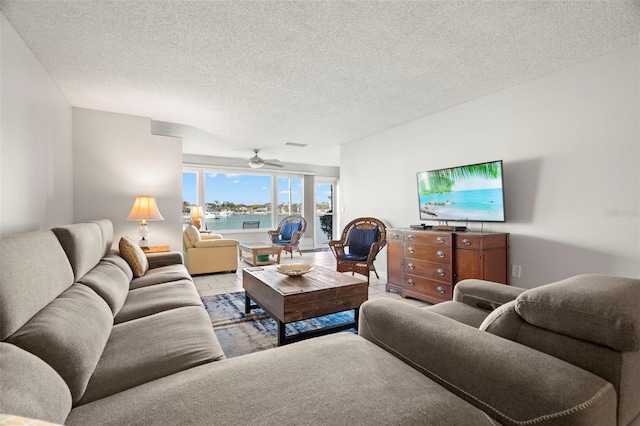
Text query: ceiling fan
247 149 284 168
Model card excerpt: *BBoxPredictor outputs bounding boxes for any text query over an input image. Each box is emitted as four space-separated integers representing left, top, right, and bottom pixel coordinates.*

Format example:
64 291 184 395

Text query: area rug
202 291 355 358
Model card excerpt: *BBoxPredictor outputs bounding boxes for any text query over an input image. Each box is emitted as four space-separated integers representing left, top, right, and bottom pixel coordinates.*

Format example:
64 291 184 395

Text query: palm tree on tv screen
419 161 501 195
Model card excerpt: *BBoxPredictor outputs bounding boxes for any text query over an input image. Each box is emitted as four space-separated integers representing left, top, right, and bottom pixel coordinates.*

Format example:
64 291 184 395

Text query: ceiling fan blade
263 161 284 168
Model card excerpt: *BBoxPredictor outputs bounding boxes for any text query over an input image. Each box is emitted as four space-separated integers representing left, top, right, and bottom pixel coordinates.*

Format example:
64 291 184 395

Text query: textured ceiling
1 1 639 167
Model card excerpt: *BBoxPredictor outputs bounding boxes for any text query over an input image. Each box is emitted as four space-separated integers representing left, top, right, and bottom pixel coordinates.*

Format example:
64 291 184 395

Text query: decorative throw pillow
280 221 301 241
0 414 63 426
348 228 379 257
118 236 149 277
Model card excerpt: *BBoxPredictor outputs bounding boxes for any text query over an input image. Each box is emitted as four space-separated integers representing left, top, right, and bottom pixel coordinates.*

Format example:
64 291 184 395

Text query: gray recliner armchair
427 274 640 426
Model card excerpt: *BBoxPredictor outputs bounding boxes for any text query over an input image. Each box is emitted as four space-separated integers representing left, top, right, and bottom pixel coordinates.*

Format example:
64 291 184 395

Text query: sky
182 172 305 206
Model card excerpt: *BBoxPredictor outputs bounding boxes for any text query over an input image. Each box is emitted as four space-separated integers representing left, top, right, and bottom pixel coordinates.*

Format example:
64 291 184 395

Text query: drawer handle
436 286 446 294
462 239 471 246
408 234 415 240
407 247 415 254
408 263 415 270
408 279 415 286
436 237 445 244
393 233 400 239
437 268 445 276
436 250 445 258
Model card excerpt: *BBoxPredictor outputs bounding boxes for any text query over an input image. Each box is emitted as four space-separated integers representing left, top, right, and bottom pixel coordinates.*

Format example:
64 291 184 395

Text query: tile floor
192 249 431 308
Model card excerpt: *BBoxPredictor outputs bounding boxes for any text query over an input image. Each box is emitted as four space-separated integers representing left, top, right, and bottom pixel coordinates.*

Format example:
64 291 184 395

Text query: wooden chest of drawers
386 229 509 304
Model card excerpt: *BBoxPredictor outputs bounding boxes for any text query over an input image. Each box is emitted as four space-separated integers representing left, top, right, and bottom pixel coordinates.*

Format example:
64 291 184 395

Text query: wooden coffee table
239 242 283 266
242 265 368 346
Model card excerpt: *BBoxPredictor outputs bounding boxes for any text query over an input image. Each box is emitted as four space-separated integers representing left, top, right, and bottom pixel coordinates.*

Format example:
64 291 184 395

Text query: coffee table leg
277 321 286 346
244 293 251 314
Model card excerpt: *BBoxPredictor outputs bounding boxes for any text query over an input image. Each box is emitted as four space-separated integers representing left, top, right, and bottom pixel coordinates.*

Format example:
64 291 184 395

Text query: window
182 168 303 232
182 171 198 226
204 172 272 231
315 181 335 245
277 177 302 224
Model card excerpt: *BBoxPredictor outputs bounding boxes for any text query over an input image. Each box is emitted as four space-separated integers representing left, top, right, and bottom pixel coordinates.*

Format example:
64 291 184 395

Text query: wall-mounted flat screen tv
417 160 505 222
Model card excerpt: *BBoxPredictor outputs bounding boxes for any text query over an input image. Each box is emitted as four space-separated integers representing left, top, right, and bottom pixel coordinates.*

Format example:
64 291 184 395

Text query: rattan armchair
328 217 387 283
268 215 307 258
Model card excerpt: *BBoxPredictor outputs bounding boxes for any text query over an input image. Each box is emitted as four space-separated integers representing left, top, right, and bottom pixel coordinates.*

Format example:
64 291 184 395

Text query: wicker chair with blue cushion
329 217 387 283
268 215 307 258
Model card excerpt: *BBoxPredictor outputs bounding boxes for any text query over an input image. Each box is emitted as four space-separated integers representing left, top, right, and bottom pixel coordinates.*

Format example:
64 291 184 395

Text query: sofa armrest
358 299 616 426
194 239 238 248
453 279 526 312
201 233 223 240
145 251 184 269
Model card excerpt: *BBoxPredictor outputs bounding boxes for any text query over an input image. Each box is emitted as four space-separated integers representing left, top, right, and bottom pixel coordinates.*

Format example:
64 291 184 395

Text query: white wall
73 108 184 251
341 45 640 287
0 14 73 235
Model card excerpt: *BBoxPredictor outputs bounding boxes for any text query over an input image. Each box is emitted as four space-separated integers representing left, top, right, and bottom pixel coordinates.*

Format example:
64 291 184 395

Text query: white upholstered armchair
182 226 239 275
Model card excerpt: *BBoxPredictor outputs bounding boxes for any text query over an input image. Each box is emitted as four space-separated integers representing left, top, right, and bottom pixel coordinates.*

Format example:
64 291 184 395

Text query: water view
419 188 504 221
184 213 332 244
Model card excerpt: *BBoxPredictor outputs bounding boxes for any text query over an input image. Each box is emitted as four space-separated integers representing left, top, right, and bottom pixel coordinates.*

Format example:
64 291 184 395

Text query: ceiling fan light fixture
248 161 263 168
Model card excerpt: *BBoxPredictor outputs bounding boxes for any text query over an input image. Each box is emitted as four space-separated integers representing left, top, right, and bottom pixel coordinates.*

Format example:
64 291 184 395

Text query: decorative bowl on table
276 264 315 276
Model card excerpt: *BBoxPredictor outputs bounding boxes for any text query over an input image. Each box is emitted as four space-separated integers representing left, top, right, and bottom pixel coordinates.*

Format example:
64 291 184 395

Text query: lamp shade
190 205 205 219
126 196 165 221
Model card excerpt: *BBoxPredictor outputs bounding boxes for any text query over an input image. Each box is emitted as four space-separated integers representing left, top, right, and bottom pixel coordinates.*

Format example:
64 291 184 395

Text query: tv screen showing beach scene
417 160 505 222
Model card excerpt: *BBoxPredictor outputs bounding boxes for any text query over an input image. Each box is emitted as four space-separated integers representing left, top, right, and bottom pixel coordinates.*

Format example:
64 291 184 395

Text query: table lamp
190 205 205 230
126 196 164 247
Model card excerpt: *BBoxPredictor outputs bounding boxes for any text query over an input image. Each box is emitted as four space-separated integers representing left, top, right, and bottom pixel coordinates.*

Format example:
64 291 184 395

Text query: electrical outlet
511 265 521 278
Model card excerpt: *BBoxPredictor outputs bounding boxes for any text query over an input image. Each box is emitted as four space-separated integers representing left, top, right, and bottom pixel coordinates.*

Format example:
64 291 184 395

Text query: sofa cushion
279 221 300 241
515 274 640 352
6 284 113 405
337 253 369 261
0 230 74 340
101 250 134 281
428 300 490 328
66 334 496 426
118 236 149 278
0 343 72 424
480 300 523 337
129 264 192 289
52 223 104 281
114 280 203 323
348 227 378 257
184 226 201 246
90 219 114 258
78 306 225 405
77 260 130 316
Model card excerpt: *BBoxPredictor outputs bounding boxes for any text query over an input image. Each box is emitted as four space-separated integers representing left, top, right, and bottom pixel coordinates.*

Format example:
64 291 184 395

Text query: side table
141 245 170 253
141 246 183 269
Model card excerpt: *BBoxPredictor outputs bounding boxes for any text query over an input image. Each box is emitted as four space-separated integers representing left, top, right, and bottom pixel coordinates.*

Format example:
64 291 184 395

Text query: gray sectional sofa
1 219 638 425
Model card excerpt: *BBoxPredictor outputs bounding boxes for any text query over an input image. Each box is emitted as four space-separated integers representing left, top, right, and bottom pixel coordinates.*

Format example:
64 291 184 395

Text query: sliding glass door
315 180 336 246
